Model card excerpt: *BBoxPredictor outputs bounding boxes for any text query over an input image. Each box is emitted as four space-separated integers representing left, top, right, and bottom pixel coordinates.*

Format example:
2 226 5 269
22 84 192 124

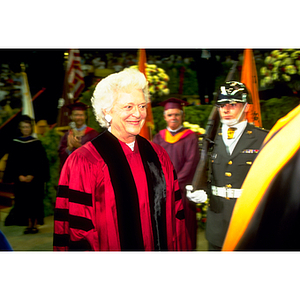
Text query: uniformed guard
187 81 269 250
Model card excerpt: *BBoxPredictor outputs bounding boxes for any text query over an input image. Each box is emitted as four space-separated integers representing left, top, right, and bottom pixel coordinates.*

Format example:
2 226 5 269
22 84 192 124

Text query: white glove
186 185 208 203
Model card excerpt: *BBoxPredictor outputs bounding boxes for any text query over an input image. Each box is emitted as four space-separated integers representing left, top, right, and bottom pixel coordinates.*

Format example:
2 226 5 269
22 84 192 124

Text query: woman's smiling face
108 89 147 143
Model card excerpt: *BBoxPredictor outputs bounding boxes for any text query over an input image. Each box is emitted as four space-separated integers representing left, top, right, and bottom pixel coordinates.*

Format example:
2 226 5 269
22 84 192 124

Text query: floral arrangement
260 49 300 91
129 64 170 98
183 121 206 141
196 201 208 229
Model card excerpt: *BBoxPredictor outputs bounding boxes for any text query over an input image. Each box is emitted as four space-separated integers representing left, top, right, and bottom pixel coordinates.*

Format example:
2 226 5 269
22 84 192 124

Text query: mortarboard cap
159 98 189 110
67 102 89 111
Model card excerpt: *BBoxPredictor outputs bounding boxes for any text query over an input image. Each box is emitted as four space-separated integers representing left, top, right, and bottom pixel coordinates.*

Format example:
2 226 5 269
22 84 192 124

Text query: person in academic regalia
223 104 300 251
3 115 49 233
58 102 99 170
153 98 200 249
187 81 268 250
53 68 191 251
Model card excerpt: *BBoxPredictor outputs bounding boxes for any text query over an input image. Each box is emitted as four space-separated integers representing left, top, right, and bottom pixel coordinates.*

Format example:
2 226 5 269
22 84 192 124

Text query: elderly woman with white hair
53 68 191 251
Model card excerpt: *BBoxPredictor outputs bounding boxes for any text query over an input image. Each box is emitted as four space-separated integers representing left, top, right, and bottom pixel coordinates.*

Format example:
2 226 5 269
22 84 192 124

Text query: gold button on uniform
228 161 233 165
226 184 232 188
246 161 252 165
225 172 232 177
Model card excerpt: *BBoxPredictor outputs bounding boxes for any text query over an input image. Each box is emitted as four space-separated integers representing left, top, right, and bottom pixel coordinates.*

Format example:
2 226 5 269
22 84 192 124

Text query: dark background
0 48 276 125
0 48 250 124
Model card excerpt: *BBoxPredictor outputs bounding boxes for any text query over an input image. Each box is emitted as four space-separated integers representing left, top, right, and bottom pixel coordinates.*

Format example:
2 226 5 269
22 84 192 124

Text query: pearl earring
105 115 112 123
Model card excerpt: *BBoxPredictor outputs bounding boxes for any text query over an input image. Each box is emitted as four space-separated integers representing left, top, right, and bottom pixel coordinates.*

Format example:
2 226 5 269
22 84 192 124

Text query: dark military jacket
205 122 268 248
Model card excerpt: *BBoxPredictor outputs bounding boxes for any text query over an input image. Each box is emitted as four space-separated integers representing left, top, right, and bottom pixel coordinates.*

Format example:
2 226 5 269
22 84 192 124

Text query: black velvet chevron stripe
56 185 93 206
69 215 94 231
69 239 92 251
69 190 93 206
92 131 144 251
57 185 69 198
136 135 167 251
53 233 92 250
176 209 185 220
53 233 69 247
175 189 181 202
54 208 69 221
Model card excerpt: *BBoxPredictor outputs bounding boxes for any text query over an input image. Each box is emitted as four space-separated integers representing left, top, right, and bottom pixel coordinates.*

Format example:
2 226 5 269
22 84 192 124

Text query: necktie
227 127 237 139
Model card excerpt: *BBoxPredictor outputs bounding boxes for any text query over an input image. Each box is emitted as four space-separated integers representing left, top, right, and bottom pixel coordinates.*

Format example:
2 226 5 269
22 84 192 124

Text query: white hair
91 68 150 128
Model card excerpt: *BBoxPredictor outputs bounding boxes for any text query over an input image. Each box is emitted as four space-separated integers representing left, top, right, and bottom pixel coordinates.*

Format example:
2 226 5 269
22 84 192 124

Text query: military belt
211 186 242 199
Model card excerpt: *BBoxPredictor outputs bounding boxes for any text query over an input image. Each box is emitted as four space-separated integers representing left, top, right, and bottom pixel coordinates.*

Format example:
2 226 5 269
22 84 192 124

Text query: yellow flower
260 67 268 75
149 86 155 94
265 76 273 84
265 56 274 64
131 64 169 97
285 65 297 75
146 64 157 69
278 53 289 60
273 60 281 67
272 73 279 80
282 74 291 81
284 58 294 65
199 128 206 135
271 50 281 57
189 125 200 132
291 51 300 59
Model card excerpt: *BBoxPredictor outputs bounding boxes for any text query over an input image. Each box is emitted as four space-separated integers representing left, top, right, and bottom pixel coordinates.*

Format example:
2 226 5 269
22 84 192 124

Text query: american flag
66 49 85 100
57 49 85 127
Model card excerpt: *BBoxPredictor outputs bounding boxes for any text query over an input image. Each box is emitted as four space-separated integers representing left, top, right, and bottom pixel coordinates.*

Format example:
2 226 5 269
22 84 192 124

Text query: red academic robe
153 128 200 249
58 126 99 169
54 131 191 251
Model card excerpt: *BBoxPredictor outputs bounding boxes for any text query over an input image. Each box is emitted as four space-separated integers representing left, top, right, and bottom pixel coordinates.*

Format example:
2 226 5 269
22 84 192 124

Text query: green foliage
260 96 300 130
184 105 213 128
182 68 199 95
167 68 180 95
78 82 104 133
39 128 61 216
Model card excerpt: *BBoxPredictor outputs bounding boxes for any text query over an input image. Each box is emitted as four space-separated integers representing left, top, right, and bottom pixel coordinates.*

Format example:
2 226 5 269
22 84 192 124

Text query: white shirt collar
108 127 135 151
222 121 248 155
167 125 183 133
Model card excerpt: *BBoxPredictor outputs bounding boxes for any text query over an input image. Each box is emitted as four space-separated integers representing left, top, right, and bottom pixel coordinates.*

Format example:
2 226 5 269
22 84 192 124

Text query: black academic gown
3 136 49 226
